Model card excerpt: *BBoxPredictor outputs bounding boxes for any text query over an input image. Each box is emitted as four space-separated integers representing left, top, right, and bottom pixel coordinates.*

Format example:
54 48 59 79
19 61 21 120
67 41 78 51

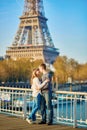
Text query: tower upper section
23 0 45 17
11 0 55 47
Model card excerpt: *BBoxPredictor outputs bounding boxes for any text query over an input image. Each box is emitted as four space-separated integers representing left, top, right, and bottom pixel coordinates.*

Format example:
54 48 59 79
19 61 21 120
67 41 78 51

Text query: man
39 63 53 125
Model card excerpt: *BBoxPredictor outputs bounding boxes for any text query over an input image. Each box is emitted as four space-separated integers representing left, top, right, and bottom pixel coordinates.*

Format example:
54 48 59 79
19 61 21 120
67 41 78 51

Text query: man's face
39 66 43 73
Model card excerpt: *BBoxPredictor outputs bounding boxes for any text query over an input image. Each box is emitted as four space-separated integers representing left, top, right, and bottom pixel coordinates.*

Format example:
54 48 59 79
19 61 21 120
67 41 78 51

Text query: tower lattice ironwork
6 0 59 63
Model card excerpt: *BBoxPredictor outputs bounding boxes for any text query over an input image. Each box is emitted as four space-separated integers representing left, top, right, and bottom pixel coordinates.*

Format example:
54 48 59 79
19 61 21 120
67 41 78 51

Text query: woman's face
36 69 40 76
39 66 43 73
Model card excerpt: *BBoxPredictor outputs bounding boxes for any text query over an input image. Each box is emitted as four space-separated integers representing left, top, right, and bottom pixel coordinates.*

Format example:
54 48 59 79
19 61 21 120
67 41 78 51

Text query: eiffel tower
6 0 59 64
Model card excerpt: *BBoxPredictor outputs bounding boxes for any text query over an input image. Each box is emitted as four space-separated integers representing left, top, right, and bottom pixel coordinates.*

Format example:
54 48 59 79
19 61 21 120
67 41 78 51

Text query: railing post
0 89 1 112
85 97 87 124
0 100 1 112
73 94 77 128
57 94 59 123
12 90 14 115
23 91 27 119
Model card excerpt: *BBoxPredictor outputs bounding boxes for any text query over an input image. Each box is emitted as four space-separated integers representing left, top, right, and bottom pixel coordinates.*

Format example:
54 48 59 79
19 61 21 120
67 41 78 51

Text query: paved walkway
0 114 86 130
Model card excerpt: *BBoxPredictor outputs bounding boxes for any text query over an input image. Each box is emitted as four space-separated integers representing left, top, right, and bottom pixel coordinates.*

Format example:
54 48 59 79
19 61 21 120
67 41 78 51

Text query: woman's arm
35 78 49 90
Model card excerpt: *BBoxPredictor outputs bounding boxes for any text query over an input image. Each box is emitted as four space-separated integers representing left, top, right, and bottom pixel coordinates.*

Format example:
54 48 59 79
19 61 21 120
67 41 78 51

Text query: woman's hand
45 78 50 83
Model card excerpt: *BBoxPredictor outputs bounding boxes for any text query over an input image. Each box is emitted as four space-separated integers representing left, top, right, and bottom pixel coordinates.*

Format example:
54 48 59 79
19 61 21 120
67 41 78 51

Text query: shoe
26 118 33 124
38 121 46 124
47 122 52 125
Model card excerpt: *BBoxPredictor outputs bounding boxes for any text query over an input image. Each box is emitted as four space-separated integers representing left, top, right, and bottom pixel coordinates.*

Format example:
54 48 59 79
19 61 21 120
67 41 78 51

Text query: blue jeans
28 93 41 121
41 90 53 123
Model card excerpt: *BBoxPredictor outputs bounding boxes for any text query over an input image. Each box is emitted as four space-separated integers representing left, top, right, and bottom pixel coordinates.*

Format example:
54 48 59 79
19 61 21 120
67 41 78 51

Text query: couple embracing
26 63 53 125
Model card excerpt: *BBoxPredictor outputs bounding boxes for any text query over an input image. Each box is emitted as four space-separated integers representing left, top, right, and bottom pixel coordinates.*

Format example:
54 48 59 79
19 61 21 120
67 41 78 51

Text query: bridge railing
54 91 87 128
0 87 87 128
0 87 32 118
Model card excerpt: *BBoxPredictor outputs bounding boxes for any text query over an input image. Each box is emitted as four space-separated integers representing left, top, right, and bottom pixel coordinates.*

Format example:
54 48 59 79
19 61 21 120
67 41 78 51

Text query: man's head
39 63 46 73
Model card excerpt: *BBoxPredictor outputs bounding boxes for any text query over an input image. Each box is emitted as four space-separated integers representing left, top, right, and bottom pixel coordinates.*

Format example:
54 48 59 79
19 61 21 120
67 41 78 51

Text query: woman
26 68 49 124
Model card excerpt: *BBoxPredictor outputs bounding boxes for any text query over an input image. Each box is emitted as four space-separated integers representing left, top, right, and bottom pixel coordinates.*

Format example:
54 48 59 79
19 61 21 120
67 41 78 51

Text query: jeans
28 93 41 121
41 90 53 123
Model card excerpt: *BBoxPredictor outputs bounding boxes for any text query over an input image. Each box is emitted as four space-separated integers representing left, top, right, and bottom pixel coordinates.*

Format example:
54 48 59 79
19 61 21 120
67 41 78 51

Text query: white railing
0 87 32 118
54 91 87 128
0 87 87 128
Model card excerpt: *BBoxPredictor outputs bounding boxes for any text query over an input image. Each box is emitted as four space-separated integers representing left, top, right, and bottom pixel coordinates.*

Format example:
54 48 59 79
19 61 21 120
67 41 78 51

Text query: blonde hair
31 68 39 84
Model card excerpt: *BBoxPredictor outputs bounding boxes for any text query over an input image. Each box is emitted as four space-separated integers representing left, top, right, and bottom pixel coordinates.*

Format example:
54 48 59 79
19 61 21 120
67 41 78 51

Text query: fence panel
0 87 87 128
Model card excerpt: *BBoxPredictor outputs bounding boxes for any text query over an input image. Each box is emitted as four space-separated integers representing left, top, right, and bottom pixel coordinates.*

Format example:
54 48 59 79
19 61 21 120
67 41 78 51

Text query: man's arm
35 78 49 90
41 73 51 90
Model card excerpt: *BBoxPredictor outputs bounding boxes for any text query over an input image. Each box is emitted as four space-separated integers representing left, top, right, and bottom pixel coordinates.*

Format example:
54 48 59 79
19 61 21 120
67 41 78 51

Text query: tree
53 56 68 83
0 57 87 83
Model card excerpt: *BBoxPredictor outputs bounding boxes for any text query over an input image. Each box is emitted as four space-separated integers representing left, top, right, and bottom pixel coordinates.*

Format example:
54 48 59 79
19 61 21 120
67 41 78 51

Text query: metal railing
54 91 87 128
0 87 32 118
0 87 87 128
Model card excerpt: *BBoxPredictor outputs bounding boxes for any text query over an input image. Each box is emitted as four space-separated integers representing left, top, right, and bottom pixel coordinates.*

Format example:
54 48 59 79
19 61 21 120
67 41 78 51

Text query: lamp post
68 77 72 91
30 57 34 71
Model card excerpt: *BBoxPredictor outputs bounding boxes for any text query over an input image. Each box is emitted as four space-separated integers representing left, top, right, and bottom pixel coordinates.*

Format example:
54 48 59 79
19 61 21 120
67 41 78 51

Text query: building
6 0 59 64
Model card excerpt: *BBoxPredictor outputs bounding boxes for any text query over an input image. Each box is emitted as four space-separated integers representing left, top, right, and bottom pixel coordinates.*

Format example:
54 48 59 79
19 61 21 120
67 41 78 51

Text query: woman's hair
31 68 39 84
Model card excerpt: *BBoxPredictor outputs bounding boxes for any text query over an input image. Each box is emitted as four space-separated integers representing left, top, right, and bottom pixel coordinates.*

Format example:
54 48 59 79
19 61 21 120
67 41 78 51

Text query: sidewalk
0 114 86 130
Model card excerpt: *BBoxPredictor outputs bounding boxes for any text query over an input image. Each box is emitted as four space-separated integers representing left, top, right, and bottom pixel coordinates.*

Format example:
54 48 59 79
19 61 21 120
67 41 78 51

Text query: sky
0 0 87 63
